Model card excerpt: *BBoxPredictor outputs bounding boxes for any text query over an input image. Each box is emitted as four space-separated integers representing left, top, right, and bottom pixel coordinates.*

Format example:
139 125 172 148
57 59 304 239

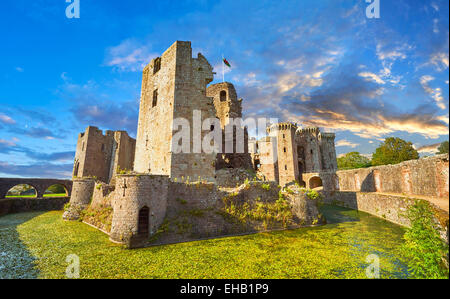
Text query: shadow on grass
0 212 44 279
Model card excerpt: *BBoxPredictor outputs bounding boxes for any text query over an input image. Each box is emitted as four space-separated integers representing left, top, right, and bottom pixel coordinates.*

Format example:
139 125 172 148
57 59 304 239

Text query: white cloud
420 75 446 110
105 39 158 72
430 52 449 71
335 139 359 148
376 43 408 61
0 113 16 124
358 72 385 84
15 67 24 72
416 143 440 154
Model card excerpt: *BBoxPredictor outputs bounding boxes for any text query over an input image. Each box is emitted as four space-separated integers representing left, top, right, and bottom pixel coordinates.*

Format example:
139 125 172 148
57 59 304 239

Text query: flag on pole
223 58 231 68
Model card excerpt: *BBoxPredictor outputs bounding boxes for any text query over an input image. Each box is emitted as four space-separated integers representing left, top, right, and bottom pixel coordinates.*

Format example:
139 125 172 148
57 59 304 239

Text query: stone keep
134 41 216 182
72 126 135 183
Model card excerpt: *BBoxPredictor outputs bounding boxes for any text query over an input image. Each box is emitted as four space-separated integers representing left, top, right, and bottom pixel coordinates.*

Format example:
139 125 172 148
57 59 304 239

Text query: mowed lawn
5 193 67 198
0 206 410 279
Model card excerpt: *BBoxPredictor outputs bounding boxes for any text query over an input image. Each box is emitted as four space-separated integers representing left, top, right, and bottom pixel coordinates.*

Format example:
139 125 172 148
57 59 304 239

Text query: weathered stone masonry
61 41 329 248
249 123 338 187
335 154 449 198
0 178 72 199
73 126 135 184
322 154 449 241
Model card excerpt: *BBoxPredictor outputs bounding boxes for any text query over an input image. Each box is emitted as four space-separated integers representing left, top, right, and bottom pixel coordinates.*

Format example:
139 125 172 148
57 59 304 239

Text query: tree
371 137 419 166
437 141 449 154
337 152 371 170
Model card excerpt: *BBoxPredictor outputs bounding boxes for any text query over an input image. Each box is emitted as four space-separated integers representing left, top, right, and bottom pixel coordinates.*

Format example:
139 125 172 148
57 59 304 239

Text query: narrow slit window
152 89 158 107
153 57 161 74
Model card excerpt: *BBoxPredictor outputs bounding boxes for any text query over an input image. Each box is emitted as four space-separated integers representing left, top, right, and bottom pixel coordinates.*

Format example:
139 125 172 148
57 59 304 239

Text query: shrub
261 183 271 191
402 200 449 279
306 189 321 201
63 203 71 212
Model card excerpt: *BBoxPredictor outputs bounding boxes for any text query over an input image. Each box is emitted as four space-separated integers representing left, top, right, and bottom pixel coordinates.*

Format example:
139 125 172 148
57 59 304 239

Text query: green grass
0 205 410 279
5 193 67 198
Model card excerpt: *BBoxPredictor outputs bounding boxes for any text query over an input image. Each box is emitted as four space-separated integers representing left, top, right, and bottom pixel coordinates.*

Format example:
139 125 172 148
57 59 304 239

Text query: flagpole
222 54 225 83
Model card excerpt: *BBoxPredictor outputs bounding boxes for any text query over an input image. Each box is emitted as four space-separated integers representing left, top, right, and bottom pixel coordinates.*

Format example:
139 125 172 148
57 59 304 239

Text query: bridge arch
5 184 38 198
0 178 73 199
44 184 70 197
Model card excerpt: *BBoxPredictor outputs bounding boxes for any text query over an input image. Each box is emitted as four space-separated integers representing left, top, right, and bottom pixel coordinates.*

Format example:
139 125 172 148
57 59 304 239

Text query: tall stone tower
267 123 300 186
207 82 242 128
319 132 337 171
134 41 216 181
296 127 323 173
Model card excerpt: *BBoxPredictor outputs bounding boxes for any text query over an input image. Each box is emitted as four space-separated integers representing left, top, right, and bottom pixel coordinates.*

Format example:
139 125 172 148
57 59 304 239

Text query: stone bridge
0 178 73 199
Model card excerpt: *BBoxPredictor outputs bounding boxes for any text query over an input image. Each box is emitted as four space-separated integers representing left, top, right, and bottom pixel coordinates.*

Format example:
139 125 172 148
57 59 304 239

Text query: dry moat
0 205 409 279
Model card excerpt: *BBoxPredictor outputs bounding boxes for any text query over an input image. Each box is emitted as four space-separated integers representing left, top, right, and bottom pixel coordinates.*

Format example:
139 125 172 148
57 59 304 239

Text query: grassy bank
0 206 409 279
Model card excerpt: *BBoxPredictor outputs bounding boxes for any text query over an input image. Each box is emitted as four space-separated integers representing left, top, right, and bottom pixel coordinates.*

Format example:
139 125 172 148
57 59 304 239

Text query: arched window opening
6 184 37 198
138 206 150 236
44 184 68 197
220 90 227 102
152 89 158 107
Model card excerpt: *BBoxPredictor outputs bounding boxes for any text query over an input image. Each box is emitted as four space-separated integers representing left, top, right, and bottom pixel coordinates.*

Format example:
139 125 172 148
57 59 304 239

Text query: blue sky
0 0 448 178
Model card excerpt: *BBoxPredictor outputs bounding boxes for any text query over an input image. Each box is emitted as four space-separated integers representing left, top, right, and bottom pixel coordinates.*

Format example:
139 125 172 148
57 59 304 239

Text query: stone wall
336 154 449 198
302 172 339 191
0 197 69 217
322 191 449 241
109 174 170 247
150 180 324 246
215 168 257 188
85 175 324 248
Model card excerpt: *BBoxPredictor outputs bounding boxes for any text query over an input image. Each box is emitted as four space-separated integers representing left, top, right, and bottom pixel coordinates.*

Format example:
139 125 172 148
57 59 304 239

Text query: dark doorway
138 206 150 236
309 176 323 189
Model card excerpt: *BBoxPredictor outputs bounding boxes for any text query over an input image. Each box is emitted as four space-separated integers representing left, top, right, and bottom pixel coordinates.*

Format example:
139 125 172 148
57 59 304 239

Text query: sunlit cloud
335 139 359 148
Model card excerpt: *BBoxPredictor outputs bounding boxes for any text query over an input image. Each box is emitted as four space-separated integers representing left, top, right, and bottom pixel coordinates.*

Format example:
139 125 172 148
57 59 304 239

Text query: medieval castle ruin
62 41 449 248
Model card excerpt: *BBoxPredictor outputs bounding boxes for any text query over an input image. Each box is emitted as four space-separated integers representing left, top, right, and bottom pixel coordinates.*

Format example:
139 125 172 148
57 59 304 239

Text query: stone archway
309 176 323 189
5 184 38 198
0 178 73 199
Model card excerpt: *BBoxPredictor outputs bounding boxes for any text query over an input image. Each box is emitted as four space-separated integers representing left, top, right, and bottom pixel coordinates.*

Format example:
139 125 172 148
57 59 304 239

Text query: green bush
261 183 271 191
402 200 449 279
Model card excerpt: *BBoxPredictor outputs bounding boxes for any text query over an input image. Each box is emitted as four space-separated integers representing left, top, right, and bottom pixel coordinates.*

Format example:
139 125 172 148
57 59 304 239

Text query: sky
0 0 448 178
